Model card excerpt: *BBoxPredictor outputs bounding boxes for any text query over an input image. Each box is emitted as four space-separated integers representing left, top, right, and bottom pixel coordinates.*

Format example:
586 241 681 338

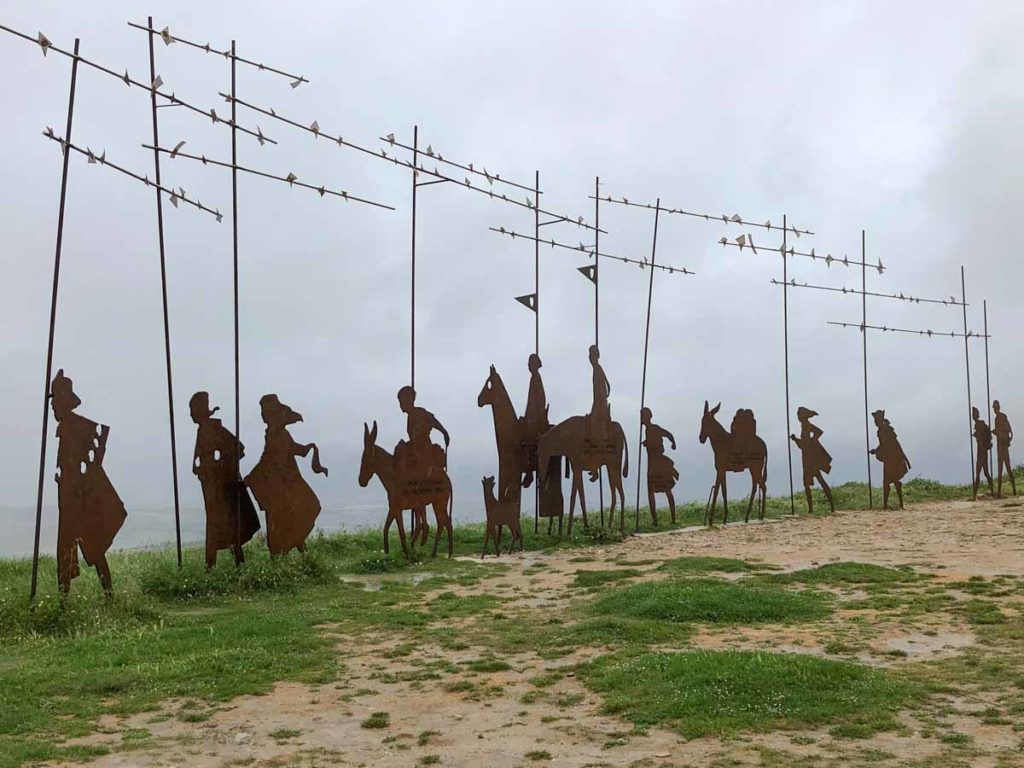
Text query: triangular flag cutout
514 293 537 312
577 264 598 284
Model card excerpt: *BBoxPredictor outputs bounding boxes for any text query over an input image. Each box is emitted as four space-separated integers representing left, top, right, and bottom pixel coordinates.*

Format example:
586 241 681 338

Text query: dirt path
56 498 1024 767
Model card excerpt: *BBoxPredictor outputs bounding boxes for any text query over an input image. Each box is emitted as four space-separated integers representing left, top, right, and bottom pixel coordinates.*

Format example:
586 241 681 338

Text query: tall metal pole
594 176 604 527
635 200 660 532
231 41 242 554
961 266 974 484
984 300 992 478
146 17 182 568
782 215 795 514
410 125 418 389
31 38 81 601
534 170 540 535
862 230 873 507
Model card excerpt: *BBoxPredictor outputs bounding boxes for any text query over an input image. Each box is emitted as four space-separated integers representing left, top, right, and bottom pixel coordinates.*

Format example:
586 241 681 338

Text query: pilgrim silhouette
993 400 1016 497
641 407 679 525
244 394 327 555
50 370 127 594
870 409 911 510
972 406 994 499
190 391 260 568
790 406 834 514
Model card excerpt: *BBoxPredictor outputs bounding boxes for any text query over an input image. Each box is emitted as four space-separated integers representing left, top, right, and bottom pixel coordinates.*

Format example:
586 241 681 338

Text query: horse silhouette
358 421 453 558
477 365 529 502
538 416 629 534
699 401 767 525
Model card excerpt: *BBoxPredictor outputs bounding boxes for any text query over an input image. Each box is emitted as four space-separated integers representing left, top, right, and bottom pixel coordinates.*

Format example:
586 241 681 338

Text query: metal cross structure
824 261 988 498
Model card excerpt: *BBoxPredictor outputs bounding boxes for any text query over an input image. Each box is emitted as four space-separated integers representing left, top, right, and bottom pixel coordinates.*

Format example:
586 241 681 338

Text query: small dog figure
481 475 523 558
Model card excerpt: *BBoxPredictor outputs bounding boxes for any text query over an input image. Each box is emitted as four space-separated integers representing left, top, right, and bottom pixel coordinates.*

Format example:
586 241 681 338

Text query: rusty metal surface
51 370 127 594
790 407 834 515
358 389 453 559
993 401 1016 497
870 410 911 510
699 401 768 526
641 407 679 526
972 406 995 499
190 392 260 567
244 395 328 556
481 476 523 557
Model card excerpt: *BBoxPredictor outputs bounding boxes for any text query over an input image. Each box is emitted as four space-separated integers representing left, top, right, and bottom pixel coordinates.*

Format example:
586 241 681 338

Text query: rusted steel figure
358 419 453 558
244 394 328 555
397 385 449 546
869 409 911 510
790 406 834 515
522 353 551 488
972 406 995 500
190 391 260 568
481 475 523 557
699 401 767 526
993 400 1016 497
641 407 678 525
50 370 127 594
538 346 628 533
477 365 529 502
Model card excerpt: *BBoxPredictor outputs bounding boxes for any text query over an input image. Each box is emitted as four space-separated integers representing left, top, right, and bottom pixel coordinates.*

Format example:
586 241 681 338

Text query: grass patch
587 578 831 625
573 569 643 589
360 711 390 729
657 556 772 575
766 562 921 586
581 650 917 738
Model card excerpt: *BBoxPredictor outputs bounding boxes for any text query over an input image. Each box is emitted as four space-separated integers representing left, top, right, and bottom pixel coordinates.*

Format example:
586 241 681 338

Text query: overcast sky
1 1 1021 550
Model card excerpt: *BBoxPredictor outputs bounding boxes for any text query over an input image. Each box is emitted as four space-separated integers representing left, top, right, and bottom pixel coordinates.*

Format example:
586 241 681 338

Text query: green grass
587 578 831 626
0 468 1018 767
360 711 390 729
765 562 922 586
580 650 917 738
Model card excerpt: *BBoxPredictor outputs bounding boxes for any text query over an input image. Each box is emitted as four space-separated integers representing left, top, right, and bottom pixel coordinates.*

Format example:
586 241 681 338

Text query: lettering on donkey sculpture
869 409 911 510
972 406 995 500
790 406 834 514
358 387 454 558
244 394 328 555
993 400 1016 497
190 391 260 568
50 370 127 594
699 401 768 526
481 475 524 557
538 346 629 533
641 407 679 525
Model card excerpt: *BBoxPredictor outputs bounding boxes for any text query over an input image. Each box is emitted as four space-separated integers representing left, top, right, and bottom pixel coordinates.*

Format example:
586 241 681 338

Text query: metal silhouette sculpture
481 475 524 557
522 354 553 490
190 391 260 568
640 407 678 525
972 406 995 499
537 346 629 533
244 395 328 555
50 370 127 594
869 410 911 510
358 419 454 558
993 400 1016 497
699 401 768 526
790 407 834 514
477 365 529 502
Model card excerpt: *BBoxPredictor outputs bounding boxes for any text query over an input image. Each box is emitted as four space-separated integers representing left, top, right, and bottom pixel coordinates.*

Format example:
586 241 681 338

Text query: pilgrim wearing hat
50 369 127 593
190 391 260 568
244 394 328 555
641 406 679 525
971 406 994 500
870 409 911 509
521 354 550 488
993 400 1016 497
790 407 834 514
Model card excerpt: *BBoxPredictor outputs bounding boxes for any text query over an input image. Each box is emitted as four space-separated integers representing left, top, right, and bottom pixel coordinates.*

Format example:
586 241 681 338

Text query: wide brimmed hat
796 407 817 421
260 393 302 426
50 369 81 411
872 409 886 420
189 390 218 417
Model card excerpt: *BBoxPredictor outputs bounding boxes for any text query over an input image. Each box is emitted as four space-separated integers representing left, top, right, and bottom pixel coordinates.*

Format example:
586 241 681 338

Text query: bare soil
54 498 1024 767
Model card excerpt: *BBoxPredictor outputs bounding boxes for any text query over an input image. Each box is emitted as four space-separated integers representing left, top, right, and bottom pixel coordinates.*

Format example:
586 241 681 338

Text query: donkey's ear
490 363 496 373
703 400 709 412
363 422 369 438
712 402 721 415
370 420 378 441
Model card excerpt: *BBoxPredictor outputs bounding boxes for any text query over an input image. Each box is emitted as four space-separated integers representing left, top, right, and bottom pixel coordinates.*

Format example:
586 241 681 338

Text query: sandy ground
54 498 1024 767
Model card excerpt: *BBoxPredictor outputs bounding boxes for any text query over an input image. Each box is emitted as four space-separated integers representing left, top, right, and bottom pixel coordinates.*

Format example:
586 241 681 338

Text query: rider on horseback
394 386 450 490
586 345 612 480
